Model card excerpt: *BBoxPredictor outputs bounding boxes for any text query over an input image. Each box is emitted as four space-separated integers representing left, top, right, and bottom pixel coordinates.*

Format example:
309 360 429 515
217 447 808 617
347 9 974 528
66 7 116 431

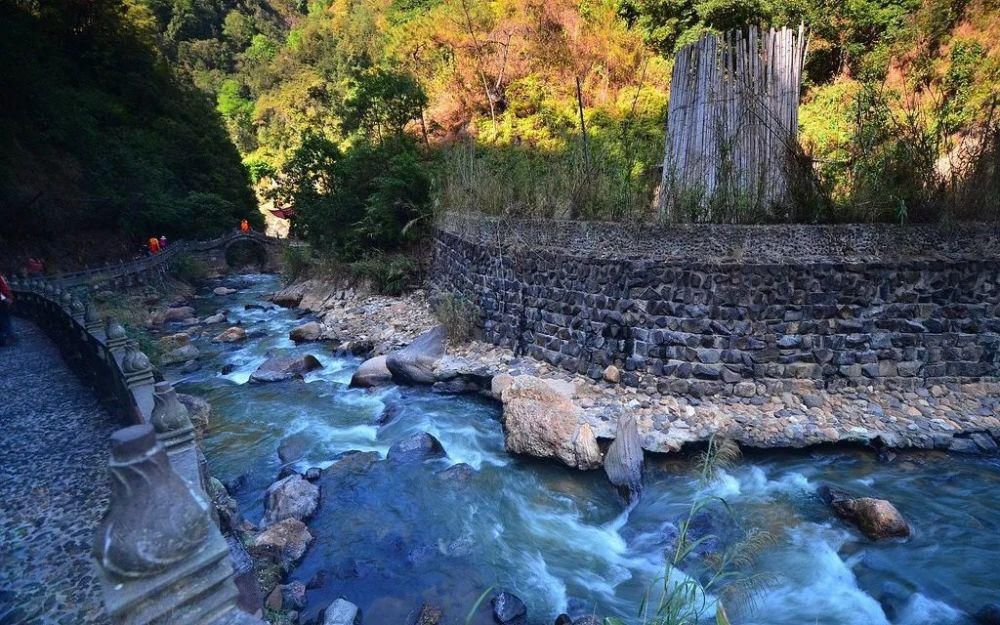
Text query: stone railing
433 215 1000 397
9 278 264 625
46 230 282 290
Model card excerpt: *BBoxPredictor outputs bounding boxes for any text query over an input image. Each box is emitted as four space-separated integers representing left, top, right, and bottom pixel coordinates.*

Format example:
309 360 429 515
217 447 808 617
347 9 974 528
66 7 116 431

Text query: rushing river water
175 274 1000 625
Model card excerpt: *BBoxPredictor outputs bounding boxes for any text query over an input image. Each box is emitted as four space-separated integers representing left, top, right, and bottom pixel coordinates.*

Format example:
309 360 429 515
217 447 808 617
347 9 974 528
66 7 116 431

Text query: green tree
341 68 428 141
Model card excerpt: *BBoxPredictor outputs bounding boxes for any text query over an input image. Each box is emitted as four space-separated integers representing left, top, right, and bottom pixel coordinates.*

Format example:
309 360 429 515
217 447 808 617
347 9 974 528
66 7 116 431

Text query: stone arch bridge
52 229 287 291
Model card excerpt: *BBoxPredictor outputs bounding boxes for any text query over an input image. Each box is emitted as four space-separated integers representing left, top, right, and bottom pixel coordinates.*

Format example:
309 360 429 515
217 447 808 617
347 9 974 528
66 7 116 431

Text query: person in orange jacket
240 219 250 233
148 236 160 255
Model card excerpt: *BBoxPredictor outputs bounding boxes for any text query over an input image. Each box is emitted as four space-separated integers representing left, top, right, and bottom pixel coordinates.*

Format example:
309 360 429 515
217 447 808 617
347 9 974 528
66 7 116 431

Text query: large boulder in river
213 286 238 296
213 326 247 343
263 474 320 526
278 430 315 464
498 375 601 470
387 432 446 463
385 326 447 385
161 343 200 365
819 485 910 540
250 518 313 571
250 354 323 383
350 355 393 388
289 321 323 342
604 415 644 503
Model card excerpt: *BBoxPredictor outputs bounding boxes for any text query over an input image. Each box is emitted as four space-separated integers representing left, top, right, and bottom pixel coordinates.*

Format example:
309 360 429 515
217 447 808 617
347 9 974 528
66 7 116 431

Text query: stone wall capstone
432 216 1000 397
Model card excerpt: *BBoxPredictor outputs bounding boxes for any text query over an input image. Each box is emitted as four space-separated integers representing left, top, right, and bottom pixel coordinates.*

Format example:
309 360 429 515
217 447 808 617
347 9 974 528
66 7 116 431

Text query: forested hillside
3 0 998 266
0 0 258 260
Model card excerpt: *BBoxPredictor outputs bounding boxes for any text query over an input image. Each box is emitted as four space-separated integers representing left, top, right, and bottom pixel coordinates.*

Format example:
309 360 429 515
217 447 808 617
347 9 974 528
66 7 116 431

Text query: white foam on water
748 523 890 625
520 551 569 615
706 467 815 502
893 594 963 625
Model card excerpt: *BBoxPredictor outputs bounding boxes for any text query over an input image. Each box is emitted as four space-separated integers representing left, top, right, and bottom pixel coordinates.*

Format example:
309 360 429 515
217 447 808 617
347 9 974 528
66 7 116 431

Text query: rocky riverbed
271 279 1000 457
141 273 1000 625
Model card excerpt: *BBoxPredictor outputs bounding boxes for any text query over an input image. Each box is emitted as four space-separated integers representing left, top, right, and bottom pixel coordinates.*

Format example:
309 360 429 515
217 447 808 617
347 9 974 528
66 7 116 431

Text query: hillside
0 0 259 267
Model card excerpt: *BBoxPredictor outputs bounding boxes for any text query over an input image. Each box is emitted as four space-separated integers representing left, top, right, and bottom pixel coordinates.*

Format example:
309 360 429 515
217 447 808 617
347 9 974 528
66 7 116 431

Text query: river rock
161 343 200 365
603 365 621 384
250 354 323 383
176 393 212 435
207 476 243 533
157 332 191 352
350 355 393 388
406 603 443 625
281 580 308 611
491 591 527 625
975 603 1000 625
251 518 313 571
387 432 446 463
435 462 476 484
213 326 247 343
290 321 323 342
386 325 447 384
263 474 320 526
819 485 910 540
323 598 361 625
604 414 644 503
149 306 196 326
499 375 602 470
214 286 238 296
278 430 315 464
202 312 227 324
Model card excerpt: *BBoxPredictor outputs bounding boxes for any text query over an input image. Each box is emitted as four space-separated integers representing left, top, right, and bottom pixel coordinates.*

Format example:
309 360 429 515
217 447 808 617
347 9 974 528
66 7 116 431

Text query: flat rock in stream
604 414 644 503
250 354 323 383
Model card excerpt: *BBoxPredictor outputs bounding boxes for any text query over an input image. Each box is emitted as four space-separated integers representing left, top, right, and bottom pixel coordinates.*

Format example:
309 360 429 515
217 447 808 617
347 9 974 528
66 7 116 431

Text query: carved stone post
150 381 201 488
123 342 155 389
86 301 103 333
105 317 128 352
93 424 244 625
71 297 86 322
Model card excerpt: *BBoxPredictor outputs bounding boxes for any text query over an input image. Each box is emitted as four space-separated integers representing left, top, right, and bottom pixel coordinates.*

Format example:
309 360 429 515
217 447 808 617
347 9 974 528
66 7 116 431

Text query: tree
340 68 428 141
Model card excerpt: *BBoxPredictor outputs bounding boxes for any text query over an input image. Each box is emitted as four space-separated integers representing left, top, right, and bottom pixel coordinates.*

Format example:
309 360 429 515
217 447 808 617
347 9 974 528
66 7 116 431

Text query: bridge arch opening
224 238 267 269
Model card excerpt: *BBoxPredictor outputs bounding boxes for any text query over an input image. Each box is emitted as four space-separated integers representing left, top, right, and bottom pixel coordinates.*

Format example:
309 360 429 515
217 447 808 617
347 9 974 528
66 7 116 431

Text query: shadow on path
0 319 114 625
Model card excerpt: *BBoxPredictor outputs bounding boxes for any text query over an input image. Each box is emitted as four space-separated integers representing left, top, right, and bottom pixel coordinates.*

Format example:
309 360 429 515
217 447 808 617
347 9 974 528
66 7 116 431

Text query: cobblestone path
0 319 115 625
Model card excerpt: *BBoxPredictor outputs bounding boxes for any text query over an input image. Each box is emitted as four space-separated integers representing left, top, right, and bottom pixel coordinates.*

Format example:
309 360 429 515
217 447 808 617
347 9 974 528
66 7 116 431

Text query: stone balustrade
9 278 264 625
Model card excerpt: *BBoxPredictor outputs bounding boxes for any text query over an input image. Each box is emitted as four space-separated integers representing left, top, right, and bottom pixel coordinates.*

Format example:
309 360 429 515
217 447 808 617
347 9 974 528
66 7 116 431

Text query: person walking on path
147 236 160 255
159 235 168 249
240 219 250 233
0 272 15 346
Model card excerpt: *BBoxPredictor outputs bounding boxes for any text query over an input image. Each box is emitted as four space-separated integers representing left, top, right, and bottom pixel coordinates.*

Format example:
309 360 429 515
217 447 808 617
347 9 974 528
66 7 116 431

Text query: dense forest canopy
0 0 259 254
2 0 998 266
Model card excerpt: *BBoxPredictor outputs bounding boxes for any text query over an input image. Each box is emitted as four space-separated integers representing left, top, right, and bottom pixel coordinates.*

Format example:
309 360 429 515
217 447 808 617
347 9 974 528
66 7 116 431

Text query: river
174 274 1000 625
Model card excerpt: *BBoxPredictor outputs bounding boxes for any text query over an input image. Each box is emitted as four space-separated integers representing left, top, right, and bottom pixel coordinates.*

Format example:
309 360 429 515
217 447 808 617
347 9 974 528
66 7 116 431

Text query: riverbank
149 272 1000 625
271 278 1000 456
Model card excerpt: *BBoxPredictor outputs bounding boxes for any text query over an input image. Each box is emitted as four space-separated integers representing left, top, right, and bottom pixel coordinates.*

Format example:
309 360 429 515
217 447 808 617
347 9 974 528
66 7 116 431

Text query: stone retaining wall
432 216 1000 397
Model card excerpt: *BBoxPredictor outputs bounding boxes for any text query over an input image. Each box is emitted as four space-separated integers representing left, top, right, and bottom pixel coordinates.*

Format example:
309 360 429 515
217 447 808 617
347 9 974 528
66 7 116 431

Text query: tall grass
435 137 662 222
606 438 773 625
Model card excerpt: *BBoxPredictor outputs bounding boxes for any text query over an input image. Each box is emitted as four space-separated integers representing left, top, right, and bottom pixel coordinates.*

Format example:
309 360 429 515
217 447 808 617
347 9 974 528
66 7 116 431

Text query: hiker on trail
159 235 168 249
148 236 160 255
0 272 15 346
240 219 250 233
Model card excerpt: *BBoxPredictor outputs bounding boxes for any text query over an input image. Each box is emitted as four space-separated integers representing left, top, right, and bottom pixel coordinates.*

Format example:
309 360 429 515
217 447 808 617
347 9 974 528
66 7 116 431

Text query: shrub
431 292 479 343
282 243 313 282
169 254 208 282
348 253 415 295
